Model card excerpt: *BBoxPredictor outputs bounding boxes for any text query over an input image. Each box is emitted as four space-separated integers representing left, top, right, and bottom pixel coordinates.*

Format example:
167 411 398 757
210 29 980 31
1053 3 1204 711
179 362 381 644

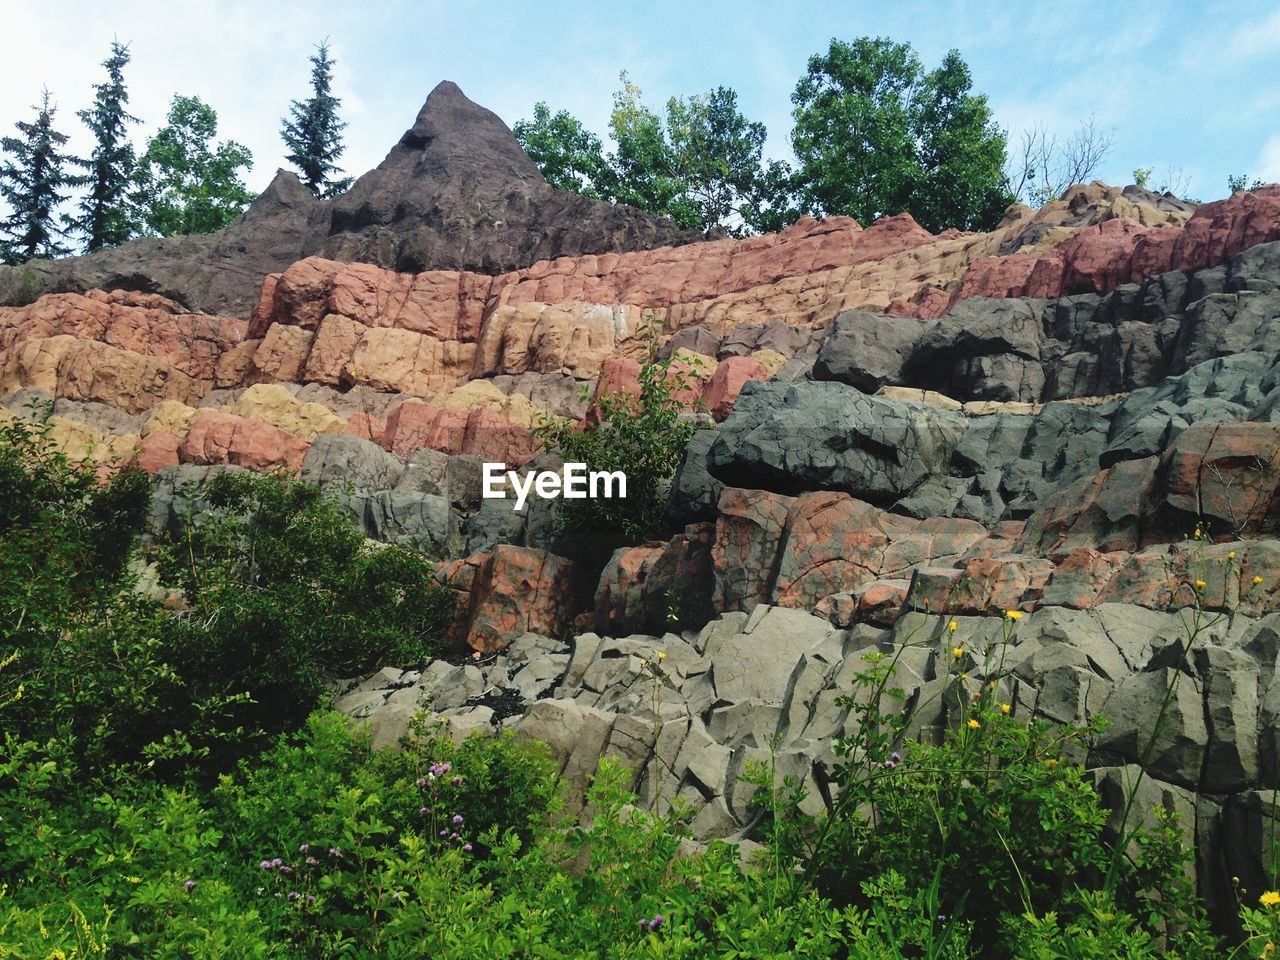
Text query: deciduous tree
132 95 254 237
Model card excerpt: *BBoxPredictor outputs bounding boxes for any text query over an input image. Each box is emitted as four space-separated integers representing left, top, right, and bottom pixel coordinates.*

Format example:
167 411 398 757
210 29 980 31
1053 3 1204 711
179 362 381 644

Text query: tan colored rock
345 327 474 395
962 399 1041 417
0 336 206 414
303 314 367 385
249 323 315 384
47 416 103 460
876 385 963 411
214 339 260 387
223 383 346 442
473 301 651 378
432 378 556 430
751 348 788 378
141 399 198 438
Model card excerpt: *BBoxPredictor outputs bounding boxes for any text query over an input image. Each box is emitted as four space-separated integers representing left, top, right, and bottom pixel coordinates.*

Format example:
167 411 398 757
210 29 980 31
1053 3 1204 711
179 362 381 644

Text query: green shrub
533 321 700 548
0 418 455 784
794 613 1218 958
154 470 456 743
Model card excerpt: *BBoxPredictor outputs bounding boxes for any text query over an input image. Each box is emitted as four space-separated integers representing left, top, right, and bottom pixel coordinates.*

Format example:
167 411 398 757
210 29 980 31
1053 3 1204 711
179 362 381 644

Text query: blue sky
7 0 1279 210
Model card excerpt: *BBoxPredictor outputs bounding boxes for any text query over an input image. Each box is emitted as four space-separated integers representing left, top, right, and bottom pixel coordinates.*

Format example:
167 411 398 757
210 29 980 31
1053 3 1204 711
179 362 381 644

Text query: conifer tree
0 89 78 264
280 40 352 198
70 40 139 252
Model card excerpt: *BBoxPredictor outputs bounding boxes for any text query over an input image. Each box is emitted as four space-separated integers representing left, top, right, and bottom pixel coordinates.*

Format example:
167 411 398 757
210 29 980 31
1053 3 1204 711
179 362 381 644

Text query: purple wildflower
288 891 301 901
271 858 283 868
649 915 665 932
420 806 430 815
184 880 196 892
462 843 473 853
260 860 272 870
891 751 902 763
416 777 428 787
298 843 309 854
439 829 448 838
452 814 463 824
329 847 342 858
451 775 464 786
306 895 316 905
450 832 459 840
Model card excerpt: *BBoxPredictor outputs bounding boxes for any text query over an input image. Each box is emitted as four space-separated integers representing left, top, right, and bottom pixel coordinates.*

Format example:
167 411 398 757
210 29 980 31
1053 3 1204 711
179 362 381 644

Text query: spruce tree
0 89 79 265
280 40 352 198
71 40 139 252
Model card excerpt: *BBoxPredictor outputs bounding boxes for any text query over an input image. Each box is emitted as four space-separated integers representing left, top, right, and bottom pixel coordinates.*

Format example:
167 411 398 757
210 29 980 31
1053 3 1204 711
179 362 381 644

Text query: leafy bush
0 415 454 783
533 326 699 548
793 613 1218 958
154 469 456 742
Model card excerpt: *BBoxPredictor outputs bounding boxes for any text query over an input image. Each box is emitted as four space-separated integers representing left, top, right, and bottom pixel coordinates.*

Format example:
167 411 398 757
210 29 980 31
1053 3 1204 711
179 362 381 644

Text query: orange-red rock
180 408 310 473
702 356 768 421
382 401 534 464
435 545 575 652
129 428 182 474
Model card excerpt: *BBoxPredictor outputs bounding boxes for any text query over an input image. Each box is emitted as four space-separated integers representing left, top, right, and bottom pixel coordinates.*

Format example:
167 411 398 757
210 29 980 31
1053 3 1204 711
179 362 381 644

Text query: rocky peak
0 81 698 314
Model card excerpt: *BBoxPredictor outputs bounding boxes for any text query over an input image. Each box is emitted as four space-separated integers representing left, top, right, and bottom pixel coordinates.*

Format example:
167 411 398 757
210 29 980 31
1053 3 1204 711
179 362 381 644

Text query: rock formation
0 82 699 316
3 82 1280 923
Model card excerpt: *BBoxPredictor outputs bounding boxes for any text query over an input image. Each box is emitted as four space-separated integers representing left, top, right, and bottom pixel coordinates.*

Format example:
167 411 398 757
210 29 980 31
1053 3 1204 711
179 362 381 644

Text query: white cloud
1226 6 1280 60
1257 135 1280 183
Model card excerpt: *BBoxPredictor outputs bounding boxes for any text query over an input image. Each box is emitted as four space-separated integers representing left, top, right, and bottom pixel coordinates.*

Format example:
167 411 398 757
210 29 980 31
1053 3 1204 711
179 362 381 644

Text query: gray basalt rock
706 381 966 505
812 310 931 393
300 434 406 492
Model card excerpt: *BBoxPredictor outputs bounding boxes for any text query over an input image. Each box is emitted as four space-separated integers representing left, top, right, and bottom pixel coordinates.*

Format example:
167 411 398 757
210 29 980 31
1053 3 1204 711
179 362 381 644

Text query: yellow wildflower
1228 550 1237 560
126 875 141 884
948 620 958 632
1194 527 1202 538
952 646 964 658
1255 576 1265 586
657 651 666 661
1047 758 1057 768
1195 579 1207 589
1005 610 1023 621
1261 891 1280 907
967 718 980 730
1000 703 1011 715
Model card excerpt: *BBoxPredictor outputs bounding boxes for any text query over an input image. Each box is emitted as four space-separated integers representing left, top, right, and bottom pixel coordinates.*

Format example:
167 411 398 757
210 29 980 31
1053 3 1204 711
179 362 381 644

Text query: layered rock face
3 111 1280 922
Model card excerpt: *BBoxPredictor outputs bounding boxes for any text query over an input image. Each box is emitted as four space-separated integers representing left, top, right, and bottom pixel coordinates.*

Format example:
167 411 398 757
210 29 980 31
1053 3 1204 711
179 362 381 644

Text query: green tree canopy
132 94 254 237
516 74 789 236
513 102 616 200
790 37 1012 232
69 40 139 252
281 40 352 198
0 89 79 264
